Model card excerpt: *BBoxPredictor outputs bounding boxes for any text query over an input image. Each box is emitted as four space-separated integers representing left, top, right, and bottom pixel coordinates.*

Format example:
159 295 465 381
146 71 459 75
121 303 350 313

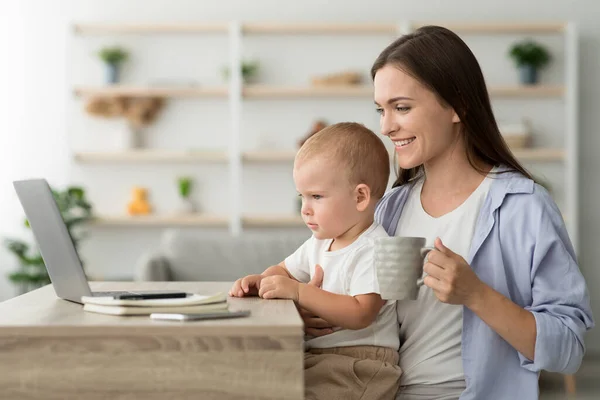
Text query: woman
301 26 594 399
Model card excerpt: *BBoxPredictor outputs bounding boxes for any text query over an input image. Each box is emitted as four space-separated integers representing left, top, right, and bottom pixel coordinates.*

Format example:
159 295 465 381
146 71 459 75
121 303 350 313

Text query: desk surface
0 281 303 337
0 282 304 399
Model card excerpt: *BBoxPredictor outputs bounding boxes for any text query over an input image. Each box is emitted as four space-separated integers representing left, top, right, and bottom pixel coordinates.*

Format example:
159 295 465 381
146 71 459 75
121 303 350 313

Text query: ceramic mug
374 236 434 300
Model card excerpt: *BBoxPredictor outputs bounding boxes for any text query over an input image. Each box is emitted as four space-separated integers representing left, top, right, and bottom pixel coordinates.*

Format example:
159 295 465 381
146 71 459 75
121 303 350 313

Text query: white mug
374 236 434 300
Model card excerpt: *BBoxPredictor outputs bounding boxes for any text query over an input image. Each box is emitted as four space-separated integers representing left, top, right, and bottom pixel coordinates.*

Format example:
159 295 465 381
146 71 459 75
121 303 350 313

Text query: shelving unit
71 20 578 251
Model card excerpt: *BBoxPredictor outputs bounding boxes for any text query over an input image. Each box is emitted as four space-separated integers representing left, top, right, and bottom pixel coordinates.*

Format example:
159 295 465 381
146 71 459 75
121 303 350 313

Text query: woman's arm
425 228 594 372
424 237 536 359
467 284 536 360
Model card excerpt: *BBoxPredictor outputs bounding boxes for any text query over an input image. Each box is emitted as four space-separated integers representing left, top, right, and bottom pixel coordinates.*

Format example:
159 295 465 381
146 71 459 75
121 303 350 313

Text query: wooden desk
0 282 304 400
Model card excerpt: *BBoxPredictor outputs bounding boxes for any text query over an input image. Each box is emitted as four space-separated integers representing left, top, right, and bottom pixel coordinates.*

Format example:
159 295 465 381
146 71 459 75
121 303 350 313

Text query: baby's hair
296 122 390 200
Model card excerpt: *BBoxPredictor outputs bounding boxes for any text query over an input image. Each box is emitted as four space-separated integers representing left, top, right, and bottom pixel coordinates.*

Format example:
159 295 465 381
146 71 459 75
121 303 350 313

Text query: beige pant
304 345 402 400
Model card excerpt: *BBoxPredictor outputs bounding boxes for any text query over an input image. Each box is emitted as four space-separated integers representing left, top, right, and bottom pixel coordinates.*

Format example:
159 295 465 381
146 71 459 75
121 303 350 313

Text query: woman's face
373 64 462 170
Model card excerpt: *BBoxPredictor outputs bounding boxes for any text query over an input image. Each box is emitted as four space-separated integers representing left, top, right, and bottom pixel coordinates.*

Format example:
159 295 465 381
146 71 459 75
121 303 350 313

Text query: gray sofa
134 229 310 282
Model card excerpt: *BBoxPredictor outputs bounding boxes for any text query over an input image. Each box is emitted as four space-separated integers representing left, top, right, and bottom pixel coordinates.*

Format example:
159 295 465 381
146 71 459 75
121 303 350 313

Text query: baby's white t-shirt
285 222 400 351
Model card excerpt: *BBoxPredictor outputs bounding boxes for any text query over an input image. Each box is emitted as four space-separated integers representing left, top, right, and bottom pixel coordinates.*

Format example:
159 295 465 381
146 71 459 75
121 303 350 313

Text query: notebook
81 292 229 316
81 292 227 307
83 301 229 316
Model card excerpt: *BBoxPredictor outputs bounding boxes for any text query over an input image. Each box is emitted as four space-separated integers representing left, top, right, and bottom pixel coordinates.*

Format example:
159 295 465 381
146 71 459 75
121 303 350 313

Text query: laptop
13 178 185 304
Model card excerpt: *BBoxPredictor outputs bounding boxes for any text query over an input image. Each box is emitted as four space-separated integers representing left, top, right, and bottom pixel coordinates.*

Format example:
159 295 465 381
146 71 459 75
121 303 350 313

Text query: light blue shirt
375 170 594 400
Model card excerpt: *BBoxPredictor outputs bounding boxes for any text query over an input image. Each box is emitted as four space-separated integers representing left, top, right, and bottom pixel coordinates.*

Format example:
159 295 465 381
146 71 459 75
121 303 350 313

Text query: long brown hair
371 25 533 187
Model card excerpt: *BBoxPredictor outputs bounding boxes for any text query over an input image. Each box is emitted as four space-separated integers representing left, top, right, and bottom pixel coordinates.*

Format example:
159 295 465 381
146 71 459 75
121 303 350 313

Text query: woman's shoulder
493 171 564 226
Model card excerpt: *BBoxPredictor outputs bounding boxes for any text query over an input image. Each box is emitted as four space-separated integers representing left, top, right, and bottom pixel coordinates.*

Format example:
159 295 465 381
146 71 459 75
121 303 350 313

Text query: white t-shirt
394 171 494 387
285 222 400 351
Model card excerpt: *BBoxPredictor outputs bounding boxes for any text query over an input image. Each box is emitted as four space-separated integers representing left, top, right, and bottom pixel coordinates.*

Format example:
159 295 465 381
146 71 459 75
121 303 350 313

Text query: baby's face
293 157 361 240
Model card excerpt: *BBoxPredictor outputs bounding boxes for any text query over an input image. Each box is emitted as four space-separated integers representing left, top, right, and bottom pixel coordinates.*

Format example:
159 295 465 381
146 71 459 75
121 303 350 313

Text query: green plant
222 60 260 81
178 177 193 198
98 46 128 65
5 186 93 292
508 40 551 68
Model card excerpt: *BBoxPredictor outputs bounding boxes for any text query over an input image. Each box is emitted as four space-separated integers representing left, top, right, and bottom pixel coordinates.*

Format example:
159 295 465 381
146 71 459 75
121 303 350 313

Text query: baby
230 122 401 400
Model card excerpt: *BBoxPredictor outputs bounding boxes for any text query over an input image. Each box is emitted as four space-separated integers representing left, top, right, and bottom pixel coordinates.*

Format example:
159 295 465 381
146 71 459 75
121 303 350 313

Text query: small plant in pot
222 60 260 84
177 176 196 214
98 46 129 84
508 39 551 85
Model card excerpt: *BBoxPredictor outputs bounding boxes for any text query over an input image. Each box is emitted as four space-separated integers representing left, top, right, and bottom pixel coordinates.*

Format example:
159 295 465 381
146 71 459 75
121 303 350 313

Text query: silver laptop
13 178 182 304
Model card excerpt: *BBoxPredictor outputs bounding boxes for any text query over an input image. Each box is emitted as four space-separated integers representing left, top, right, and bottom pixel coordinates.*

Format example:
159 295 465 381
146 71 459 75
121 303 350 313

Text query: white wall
1 0 600 352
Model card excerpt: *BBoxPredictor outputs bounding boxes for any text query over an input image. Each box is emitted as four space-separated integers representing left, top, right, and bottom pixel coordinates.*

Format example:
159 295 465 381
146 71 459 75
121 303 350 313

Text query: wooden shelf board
242 150 297 163
489 85 565 97
72 85 563 99
242 215 306 228
74 23 229 34
74 150 228 163
243 85 373 98
74 85 228 98
411 22 566 34
91 214 229 227
242 23 397 35
512 148 565 162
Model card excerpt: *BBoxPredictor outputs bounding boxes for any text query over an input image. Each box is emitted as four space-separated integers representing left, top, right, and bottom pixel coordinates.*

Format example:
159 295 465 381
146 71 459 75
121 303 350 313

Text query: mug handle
416 247 435 287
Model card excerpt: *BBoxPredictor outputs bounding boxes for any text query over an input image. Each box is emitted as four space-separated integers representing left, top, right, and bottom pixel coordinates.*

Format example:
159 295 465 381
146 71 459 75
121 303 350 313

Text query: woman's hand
298 265 335 336
423 237 486 309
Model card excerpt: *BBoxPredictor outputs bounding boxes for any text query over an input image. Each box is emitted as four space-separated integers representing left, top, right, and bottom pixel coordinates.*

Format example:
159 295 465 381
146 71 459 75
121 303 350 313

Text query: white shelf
74 150 228 163
74 85 228 98
91 214 229 227
242 215 306 228
74 23 229 34
242 23 397 35
410 22 566 34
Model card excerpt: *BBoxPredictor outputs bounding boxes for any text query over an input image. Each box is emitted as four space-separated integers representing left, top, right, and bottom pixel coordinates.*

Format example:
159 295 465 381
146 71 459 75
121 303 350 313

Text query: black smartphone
113 291 189 300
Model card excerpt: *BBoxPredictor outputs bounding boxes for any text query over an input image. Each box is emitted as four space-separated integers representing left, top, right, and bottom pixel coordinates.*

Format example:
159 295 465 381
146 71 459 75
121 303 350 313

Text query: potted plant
98 46 129 84
222 60 260 84
5 186 93 295
508 39 551 85
177 176 196 213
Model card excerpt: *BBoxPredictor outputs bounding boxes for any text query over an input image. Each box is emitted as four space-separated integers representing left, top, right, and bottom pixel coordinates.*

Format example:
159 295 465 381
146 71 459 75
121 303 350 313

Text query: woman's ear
451 109 461 123
355 184 371 212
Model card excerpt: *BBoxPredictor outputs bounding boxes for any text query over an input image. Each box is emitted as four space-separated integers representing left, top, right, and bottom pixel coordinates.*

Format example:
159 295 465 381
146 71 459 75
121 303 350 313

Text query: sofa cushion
160 229 310 281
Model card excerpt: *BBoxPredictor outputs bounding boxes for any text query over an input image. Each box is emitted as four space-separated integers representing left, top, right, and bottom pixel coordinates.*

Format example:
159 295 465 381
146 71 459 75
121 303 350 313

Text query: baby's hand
229 274 263 297
259 276 300 301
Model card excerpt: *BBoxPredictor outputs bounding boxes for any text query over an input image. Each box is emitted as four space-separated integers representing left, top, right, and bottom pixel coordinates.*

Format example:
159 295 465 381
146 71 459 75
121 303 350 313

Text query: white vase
113 122 140 150
177 197 196 214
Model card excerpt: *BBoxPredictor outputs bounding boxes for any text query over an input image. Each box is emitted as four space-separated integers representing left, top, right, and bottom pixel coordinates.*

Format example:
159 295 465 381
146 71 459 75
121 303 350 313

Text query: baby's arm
296 240 385 330
229 261 294 297
298 285 385 330
230 235 312 297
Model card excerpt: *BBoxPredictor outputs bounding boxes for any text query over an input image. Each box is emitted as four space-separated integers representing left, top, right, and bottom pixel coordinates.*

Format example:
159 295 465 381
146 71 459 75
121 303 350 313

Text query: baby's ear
355 184 371 212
